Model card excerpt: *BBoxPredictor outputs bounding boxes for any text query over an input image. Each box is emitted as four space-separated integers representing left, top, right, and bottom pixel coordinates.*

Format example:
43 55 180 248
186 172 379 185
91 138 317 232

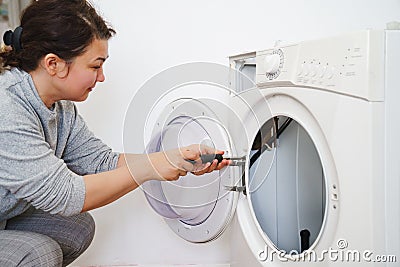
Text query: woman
0 1 229 266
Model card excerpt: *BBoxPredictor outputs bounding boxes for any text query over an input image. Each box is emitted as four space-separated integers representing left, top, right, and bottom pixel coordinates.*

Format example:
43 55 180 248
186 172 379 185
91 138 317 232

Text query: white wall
74 1 400 266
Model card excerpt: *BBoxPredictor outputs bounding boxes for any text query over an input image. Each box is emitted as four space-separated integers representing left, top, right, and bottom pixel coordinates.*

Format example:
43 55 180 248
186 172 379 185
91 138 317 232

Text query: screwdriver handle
186 154 223 165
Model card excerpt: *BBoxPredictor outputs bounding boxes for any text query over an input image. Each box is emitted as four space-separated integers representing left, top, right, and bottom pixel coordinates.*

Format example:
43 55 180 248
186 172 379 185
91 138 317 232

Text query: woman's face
60 38 108 102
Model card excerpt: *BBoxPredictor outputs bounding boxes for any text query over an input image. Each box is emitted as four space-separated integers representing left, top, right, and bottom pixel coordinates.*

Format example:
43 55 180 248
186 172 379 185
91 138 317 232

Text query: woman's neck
29 68 60 109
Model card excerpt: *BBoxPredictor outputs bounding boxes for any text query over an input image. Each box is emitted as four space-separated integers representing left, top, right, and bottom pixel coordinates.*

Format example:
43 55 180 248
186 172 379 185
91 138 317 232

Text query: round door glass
142 115 229 226
248 116 326 254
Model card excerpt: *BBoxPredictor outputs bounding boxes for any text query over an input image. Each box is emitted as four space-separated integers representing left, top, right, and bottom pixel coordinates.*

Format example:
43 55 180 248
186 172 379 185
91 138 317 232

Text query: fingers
181 160 195 173
167 144 230 180
191 162 212 175
165 168 188 181
181 146 199 162
199 145 224 157
185 144 224 155
191 157 225 175
182 144 225 163
178 169 188 177
180 158 229 177
214 159 230 170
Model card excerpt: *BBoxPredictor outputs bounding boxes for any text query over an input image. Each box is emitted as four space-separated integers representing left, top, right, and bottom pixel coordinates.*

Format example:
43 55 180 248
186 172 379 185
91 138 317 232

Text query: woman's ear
43 53 69 78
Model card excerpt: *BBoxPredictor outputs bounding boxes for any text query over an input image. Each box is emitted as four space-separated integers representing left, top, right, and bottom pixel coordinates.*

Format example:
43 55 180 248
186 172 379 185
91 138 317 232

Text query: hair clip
3 26 23 52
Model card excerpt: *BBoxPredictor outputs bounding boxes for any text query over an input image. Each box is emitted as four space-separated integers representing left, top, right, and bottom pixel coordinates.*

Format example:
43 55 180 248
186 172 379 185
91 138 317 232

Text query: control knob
264 54 281 75
263 49 284 80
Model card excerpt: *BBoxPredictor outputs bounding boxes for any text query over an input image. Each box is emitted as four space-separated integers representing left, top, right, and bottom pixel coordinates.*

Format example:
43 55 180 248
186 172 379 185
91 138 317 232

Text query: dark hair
0 0 115 72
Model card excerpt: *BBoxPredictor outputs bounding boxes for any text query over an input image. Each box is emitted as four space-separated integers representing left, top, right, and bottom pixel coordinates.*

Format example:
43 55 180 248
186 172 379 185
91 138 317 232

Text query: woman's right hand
124 144 229 184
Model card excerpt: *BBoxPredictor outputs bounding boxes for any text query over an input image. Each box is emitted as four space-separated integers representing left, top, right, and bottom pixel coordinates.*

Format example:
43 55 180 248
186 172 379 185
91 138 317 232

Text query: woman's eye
92 66 101 69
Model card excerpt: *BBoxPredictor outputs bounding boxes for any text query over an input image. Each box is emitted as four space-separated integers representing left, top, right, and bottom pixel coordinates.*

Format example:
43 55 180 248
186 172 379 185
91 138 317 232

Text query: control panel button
309 65 317 77
326 67 335 79
319 66 327 78
303 64 310 76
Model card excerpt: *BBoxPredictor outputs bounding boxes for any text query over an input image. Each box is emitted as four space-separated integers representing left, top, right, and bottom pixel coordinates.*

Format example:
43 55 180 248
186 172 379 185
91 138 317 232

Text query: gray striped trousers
0 206 95 266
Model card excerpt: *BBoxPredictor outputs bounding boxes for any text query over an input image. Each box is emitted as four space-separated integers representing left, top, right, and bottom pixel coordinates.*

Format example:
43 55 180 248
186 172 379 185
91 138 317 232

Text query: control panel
256 30 386 101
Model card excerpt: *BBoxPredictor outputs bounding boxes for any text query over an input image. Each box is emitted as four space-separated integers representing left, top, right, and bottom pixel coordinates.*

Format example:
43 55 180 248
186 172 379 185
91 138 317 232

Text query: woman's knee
6 209 96 265
75 212 95 251
0 230 63 267
62 212 95 265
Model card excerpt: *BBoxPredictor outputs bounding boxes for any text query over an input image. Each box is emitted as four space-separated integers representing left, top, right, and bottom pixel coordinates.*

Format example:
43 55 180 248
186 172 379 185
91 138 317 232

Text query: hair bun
3 26 23 52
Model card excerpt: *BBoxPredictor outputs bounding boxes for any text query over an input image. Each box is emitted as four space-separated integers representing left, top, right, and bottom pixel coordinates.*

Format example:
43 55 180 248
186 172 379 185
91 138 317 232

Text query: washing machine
123 29 400 266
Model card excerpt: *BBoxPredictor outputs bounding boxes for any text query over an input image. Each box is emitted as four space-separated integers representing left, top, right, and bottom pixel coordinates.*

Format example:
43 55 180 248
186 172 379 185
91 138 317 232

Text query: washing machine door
142 98 243 243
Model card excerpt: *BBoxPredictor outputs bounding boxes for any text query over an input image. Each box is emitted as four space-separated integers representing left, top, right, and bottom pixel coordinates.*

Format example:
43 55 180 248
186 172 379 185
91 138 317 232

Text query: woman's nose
97 68 105 82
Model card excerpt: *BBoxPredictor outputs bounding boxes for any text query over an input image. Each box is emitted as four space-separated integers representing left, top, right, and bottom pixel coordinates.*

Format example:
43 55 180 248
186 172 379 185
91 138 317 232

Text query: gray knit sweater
0 68 119 229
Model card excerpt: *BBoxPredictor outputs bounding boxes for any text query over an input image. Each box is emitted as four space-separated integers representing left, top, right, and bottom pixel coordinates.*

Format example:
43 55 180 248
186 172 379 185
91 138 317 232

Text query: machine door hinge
224 185 246 193
223 155 247 195
224 169 247 195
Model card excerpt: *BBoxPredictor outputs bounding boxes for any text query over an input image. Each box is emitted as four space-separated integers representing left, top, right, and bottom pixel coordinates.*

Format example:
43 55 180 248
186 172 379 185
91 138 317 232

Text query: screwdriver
186 154 246 166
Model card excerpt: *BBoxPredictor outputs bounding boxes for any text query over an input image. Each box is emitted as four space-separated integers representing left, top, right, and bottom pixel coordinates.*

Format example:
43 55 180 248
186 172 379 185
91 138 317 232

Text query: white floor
71 265 230 267
74 264 230 267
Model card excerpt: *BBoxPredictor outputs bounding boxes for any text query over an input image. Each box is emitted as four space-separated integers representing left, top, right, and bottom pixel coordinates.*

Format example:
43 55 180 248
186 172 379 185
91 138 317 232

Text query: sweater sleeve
0 102 85 216
61 104 120 175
